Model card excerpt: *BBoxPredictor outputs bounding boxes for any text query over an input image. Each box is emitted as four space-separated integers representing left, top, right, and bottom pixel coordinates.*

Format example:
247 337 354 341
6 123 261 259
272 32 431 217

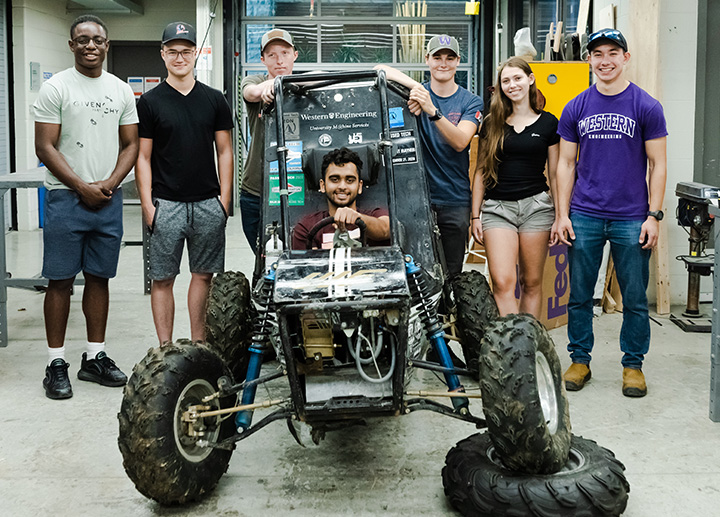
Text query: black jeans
432 204 470 279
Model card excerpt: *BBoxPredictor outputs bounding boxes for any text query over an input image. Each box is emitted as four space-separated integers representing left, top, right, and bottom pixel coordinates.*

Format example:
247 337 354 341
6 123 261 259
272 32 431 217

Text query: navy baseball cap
162 22 196 46
587 28 628 52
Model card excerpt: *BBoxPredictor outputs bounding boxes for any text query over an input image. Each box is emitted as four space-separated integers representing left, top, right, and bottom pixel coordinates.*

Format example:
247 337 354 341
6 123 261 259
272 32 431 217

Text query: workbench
0 168 48 347
0 168 152 347
709 203 720 421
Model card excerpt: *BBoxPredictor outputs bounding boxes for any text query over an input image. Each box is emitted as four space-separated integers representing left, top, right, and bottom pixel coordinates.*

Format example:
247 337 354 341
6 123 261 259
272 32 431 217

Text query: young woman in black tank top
471 57 560 318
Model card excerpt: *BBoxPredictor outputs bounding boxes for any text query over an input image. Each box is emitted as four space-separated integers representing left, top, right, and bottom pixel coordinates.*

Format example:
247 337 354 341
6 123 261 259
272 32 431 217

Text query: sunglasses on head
588 29 622 42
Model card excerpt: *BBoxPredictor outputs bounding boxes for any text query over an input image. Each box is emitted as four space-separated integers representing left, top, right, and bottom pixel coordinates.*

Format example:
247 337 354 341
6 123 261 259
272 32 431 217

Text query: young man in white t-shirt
33 15 139 399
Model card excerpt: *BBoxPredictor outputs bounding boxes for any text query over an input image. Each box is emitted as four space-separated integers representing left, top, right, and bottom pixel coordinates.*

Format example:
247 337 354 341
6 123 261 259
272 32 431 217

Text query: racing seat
301 144 381 190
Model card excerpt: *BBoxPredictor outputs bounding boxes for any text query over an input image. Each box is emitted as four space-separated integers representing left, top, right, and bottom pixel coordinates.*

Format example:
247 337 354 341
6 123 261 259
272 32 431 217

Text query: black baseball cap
587 28 628 52
162 22 197 46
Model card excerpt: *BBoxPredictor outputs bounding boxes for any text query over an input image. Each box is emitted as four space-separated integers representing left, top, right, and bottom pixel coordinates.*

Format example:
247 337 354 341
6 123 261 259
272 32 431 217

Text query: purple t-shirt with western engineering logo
557 82 667 220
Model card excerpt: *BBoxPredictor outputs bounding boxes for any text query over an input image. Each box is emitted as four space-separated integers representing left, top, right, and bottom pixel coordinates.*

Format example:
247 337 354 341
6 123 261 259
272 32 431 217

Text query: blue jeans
567 213 651 369
239 191 261 254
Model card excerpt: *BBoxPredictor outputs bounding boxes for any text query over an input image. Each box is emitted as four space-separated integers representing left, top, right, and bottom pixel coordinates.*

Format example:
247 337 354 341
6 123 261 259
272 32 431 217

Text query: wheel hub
174 379 222 462
535 352 559 434
487 442 586 473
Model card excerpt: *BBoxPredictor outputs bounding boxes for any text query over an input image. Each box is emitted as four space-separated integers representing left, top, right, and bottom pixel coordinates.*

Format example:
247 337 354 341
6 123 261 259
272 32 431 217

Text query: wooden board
598 4 615 29
654 218 671 314
602 257 624 314
576 0 591 34
465 135 486 264
625 0 669 313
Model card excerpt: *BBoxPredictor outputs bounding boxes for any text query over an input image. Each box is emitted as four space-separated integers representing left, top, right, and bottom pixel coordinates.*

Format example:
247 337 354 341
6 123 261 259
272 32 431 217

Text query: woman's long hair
480 57 541 187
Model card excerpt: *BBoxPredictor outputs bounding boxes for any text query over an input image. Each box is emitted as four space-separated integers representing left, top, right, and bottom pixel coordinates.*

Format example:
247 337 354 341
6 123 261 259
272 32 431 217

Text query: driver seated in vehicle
292 147 390 249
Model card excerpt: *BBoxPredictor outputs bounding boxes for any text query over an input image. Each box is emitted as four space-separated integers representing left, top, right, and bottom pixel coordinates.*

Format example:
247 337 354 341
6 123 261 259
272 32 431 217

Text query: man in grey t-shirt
240 29 298 253
33 15 139 400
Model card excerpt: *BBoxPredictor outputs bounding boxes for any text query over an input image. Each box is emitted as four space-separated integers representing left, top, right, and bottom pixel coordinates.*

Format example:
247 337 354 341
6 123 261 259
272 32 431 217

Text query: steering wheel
305 216 367 250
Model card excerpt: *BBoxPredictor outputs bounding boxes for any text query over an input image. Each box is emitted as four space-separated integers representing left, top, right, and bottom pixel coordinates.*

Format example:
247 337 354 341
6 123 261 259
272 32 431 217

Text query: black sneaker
77 351 127 387
44 358 73 399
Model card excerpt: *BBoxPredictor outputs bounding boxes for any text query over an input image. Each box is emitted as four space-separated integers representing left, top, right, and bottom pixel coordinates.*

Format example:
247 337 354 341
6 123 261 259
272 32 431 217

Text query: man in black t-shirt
136 22 234 346
292 148 390 250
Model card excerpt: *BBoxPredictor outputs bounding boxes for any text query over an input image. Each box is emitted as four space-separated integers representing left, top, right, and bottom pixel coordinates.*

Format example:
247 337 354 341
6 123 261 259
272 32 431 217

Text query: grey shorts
482 191 555 233
148 197 227 281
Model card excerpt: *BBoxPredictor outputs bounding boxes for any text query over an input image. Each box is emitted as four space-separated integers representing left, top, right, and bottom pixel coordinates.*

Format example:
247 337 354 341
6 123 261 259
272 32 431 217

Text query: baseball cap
426 35 460 56
261 29 294 51
587 28 628 52
162 22 196 46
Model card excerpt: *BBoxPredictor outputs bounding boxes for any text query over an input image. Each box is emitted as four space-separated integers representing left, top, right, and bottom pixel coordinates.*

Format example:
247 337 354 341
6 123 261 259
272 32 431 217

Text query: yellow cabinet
530 62 590 119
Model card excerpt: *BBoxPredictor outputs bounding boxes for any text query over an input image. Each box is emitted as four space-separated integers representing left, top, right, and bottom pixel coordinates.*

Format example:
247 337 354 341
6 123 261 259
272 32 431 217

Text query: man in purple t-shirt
292 148 390 250
552 29 668 398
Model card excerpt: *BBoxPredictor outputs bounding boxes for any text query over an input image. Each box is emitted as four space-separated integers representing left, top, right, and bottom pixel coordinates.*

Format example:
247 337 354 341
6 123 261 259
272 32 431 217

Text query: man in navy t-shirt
376 35 483 278
553 29 668 398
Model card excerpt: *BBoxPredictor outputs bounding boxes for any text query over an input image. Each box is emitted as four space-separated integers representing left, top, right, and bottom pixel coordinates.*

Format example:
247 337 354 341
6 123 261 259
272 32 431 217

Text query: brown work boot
563 363 591 391
622 367 647 398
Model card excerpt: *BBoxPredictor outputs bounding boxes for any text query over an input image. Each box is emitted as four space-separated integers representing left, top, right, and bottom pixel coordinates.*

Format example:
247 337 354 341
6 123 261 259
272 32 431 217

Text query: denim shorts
42 188 124 280
482 191 555 233
148 197 227 281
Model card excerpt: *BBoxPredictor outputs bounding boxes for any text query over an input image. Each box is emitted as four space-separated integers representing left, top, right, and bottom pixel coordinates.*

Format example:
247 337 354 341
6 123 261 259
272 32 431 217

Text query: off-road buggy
118 70 629 516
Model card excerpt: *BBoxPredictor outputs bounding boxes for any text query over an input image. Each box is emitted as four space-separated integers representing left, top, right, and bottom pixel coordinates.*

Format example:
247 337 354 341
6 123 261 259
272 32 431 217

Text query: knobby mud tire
118 343 236 505
205 271 255 381
442 432 630 517
479 313 571 474
452 270 499 379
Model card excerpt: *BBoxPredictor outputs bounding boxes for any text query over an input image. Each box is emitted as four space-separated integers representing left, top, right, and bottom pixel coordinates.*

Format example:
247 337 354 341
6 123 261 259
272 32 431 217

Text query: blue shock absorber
236 267 277 432
405 255 469 413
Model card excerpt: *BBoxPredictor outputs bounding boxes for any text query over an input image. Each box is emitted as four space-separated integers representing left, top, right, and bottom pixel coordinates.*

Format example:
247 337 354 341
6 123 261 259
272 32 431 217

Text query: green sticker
269 173 305 206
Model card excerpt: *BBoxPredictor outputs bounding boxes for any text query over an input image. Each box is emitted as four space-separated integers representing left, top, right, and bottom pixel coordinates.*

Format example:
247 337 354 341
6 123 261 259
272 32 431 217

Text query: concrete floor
0 209 719 516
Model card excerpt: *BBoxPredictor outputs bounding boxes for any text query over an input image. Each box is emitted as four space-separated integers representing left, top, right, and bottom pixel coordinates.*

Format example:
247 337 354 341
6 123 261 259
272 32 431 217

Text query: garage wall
12 0 73 229
657 1 702 304
101 0 195 41
0 0 10 181
10 0 196 230
195 0 224 90
592 0 699 306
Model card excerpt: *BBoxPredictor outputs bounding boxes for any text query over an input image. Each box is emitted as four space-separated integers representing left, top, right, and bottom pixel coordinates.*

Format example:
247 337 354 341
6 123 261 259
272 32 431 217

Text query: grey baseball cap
261 29 294 51
162 22 196 46
426 35 460 56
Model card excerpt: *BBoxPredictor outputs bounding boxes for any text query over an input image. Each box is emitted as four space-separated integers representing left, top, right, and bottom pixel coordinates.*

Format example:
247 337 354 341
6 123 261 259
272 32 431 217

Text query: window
240 0 476 89
236 0 485 198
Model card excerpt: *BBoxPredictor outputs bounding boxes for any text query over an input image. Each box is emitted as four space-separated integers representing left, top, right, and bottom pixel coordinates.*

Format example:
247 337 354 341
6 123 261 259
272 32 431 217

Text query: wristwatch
429 107 443 121
647 210 664 221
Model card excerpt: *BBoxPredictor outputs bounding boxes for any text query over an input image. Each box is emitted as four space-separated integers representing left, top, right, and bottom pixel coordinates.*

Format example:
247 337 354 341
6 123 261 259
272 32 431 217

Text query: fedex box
514 243 569 329
541 243 570 329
